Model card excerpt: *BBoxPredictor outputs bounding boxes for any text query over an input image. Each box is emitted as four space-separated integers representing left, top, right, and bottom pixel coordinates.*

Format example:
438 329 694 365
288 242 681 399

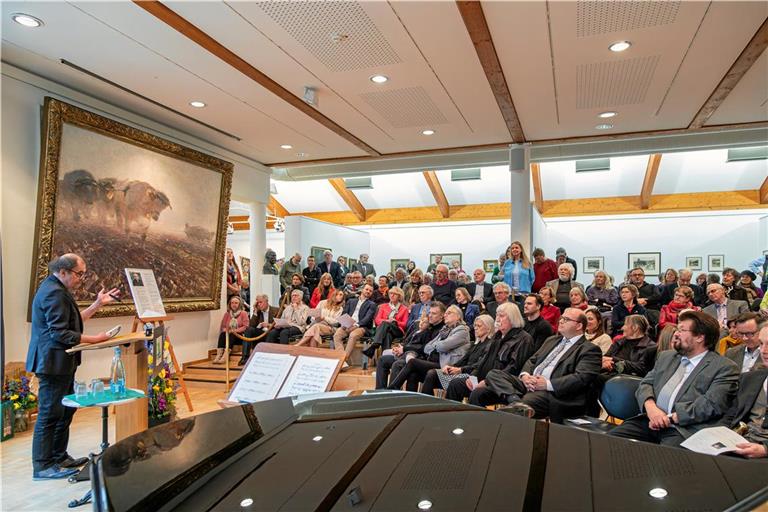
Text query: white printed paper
680 426 750 456
469 376 479 388
229 352 296 403
277 356 340 398
125 268 166 318
308 308 322 319
337 314 354 329
274 318 291 328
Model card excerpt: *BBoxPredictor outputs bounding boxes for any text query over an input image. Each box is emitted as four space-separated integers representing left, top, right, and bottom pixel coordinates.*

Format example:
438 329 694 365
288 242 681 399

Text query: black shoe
362 344 379 358
237 358 247 367
498 401 535 419
33 465 78 480
58 455 88 468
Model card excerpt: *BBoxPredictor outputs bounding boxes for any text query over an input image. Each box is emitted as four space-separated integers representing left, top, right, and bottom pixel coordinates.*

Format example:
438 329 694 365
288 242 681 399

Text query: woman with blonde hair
502 241 534 294
586 270 618 307
296 289 345 347
365 286 409 357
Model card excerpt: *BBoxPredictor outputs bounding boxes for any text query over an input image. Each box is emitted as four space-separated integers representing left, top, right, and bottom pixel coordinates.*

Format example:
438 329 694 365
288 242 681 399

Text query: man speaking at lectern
27 253 119 480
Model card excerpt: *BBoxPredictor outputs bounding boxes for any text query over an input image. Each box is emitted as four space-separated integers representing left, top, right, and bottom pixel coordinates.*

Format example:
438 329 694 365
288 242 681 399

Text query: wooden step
174 368 240 384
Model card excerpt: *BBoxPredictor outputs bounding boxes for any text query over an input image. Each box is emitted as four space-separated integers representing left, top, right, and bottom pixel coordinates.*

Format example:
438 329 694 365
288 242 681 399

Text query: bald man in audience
466 269 494 305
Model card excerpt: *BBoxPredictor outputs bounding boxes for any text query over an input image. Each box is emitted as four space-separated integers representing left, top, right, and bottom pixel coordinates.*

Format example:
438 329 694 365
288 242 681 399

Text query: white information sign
124 268 166 318
228 352 296 404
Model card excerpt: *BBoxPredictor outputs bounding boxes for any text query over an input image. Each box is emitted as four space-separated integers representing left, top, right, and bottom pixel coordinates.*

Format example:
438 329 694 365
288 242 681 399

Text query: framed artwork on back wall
628 252 661 276
708 255 725 272
583 257 604 274
685 256 702 271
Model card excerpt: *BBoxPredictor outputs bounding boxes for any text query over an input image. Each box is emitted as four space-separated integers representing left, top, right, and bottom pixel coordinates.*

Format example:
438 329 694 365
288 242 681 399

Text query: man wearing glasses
430 264 457 306
725 312 765 373
27 253 119 480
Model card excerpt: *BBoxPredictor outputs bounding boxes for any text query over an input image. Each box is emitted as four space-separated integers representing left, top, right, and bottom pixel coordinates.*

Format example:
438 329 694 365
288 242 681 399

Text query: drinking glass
90 379 105 399
74 380 87 399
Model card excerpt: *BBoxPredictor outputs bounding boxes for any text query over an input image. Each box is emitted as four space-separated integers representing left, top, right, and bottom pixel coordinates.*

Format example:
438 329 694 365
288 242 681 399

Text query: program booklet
680 426 750 456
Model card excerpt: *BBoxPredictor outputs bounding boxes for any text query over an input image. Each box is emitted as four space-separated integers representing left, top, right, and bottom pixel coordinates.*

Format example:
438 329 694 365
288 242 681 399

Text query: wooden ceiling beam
456 1 525 143
530 163 543 213
640 154 662 209
297 202 511 226
269 195 289 218
328 178 367 221
760 176 768 204
422 170 450 218
689 18 768 129
134 1 380 156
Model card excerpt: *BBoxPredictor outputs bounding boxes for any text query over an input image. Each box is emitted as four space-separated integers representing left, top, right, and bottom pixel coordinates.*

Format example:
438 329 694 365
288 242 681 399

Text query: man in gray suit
610 310 739 446
725 312 766 373
702 283 749 338
351 253 376 278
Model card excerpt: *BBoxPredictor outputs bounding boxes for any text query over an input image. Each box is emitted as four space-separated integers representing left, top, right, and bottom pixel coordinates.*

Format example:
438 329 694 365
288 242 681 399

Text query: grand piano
92 392 768 511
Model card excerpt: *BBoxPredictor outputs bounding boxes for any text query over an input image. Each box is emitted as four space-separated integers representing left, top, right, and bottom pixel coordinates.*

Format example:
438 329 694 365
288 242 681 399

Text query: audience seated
546 263 584 312
421 315 495 397
295 290 345 348
309 273 335 308
522 294 554 351
445 303 534 404
454 287 480 336
703 283 749 338
658 285 699 331
725 312 765 373
279 253 302 293
602 315 656 380
502 241 535 294
585 307 612 354
660 268 706 307
696 272 708 288
402 269 424 306
532 248 558 293
213 295 249 364
407 285 435 331
482 308 601 422
657 268 678 292
351 253 376 277
267 290 309 345
333 284 376 363
372 276 390 304
387 305 470 391
610 311 739 446
486 282 512 318
722 267 750 302
628 267 662 314
611 284 648 335
569 287 589 311
430 264 457 305
586 270 618 308
391 268 408 289
317 250 344 289
279 273 310 309
720 323 768 459
555 247 579 280
365 286 408 357
448 269 459 282
538 285 561 331
238 294 277 366
302 255 321 294
343 271 364 299
467 268 494 305
740 270 764 302
717 318 742 355
376 302 445 389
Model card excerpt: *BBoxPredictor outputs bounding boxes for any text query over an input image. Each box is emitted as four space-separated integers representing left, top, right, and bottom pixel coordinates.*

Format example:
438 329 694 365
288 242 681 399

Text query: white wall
283 216 369 266
543 210 767 284
1 65 270 382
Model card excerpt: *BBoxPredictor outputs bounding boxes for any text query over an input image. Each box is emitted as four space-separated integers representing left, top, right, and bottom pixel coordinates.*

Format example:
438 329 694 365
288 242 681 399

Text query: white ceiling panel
705 49 768 126
653 149 768 194
272 180 349 213
354 173 435 209
436 166 511 205
540 155 649 200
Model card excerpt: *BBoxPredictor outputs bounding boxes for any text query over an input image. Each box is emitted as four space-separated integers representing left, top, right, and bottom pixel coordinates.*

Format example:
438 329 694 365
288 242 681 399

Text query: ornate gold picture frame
29 97 233 317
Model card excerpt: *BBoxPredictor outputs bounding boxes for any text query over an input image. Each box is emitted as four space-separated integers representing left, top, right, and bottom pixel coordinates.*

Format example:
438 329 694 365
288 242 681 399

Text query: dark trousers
240 327 267 359
420 369 442 397
266 326 302 345
217 331 243 349
608 415 686 446
388 358 439 391
376 355 406 389
33 373 76 471
373 322 404 350
445 377 472 402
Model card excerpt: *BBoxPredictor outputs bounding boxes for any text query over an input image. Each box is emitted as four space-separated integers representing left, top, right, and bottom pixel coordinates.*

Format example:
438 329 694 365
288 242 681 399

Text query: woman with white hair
387 304 470 392
545 263 584 312
586 270 618 308
266 289 309 345
363 286 408 357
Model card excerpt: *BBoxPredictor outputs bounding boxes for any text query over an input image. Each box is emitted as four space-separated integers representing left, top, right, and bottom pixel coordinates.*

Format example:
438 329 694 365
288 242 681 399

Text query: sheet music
229 352 296 403
277 356 339 398
124 268 166 318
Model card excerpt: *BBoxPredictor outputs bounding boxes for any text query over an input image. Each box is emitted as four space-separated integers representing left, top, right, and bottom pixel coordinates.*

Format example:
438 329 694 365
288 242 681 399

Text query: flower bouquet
147 338 177 426
2 375 37 432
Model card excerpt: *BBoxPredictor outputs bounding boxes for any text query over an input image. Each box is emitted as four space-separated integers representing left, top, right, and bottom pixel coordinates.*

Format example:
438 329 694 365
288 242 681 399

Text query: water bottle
109 347 126 398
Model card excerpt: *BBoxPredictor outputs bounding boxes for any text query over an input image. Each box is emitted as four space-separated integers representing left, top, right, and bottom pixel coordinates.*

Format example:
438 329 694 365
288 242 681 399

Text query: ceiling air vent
575 158 610 172
727 146 768 162
451 168 481 181
343 177 373 190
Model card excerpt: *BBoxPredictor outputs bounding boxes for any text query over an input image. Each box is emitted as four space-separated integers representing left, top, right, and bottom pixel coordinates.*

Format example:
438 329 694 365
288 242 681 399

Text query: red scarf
667 300 693 314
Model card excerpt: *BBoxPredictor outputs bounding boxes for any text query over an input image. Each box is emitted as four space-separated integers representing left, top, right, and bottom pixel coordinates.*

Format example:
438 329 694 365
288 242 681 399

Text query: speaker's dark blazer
466 282 494 304
26 275 83 375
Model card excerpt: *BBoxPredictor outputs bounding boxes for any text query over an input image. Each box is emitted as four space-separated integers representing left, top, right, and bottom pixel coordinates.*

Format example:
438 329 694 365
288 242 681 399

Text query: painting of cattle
30 98 233 317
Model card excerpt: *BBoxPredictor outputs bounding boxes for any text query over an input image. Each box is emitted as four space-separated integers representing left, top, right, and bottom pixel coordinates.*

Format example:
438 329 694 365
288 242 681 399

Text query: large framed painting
29 98 233 318
627 252 661 276
390 259 409 273
685 256 702 271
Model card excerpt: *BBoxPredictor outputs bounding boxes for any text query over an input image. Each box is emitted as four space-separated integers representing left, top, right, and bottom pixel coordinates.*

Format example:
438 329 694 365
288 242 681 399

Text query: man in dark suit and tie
27 254 118 479
466 268 494 305
721 323 768 459
610 310 739 446
724 312 765 373
317 250 344 289
351 253 376 278
481 308 602 422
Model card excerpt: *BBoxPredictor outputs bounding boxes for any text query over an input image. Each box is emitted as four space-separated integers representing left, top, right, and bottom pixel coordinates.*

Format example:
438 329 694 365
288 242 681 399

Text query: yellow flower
164 387 173 394
152 385 160 392
10 394 18 401
164 341 169 350
159 369 166 379
13 403 20 410
29 395 36 401
147 355 154 365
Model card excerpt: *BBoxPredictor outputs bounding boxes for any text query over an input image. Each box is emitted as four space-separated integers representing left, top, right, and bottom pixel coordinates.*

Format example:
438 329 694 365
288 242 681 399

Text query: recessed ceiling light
240 498 254 507
417 500 433 510
296 152 307 158
11 13 43 28
609 40 631 52
648 488 668 499
312 435 323 442
189 101 206 108
452 428 464 435
598 111 617 119
370 74 389 84
595 123 614 130
422 129 435 136
280 144 292 149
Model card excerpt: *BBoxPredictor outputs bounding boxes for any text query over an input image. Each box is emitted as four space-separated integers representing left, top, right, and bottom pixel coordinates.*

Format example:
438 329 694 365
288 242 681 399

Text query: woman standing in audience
296 290 345 347
586 270 618 307
502 241 535 294
406 260 417 274
388 305 470 392
538 285 561 331
225 248 242 301
454 287 480 337
569 287 589 310
365 287 408 356
658 285 698 330
610 284 647 335
267 289 309 345
546 263 584 312
403 269 424 306
309 272 335 308
585 307 612 354
213 295 249 364
372 276 390 305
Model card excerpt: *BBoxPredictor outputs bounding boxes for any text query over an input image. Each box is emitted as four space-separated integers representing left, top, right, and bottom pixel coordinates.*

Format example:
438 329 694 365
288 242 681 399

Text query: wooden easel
131 315 193 412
